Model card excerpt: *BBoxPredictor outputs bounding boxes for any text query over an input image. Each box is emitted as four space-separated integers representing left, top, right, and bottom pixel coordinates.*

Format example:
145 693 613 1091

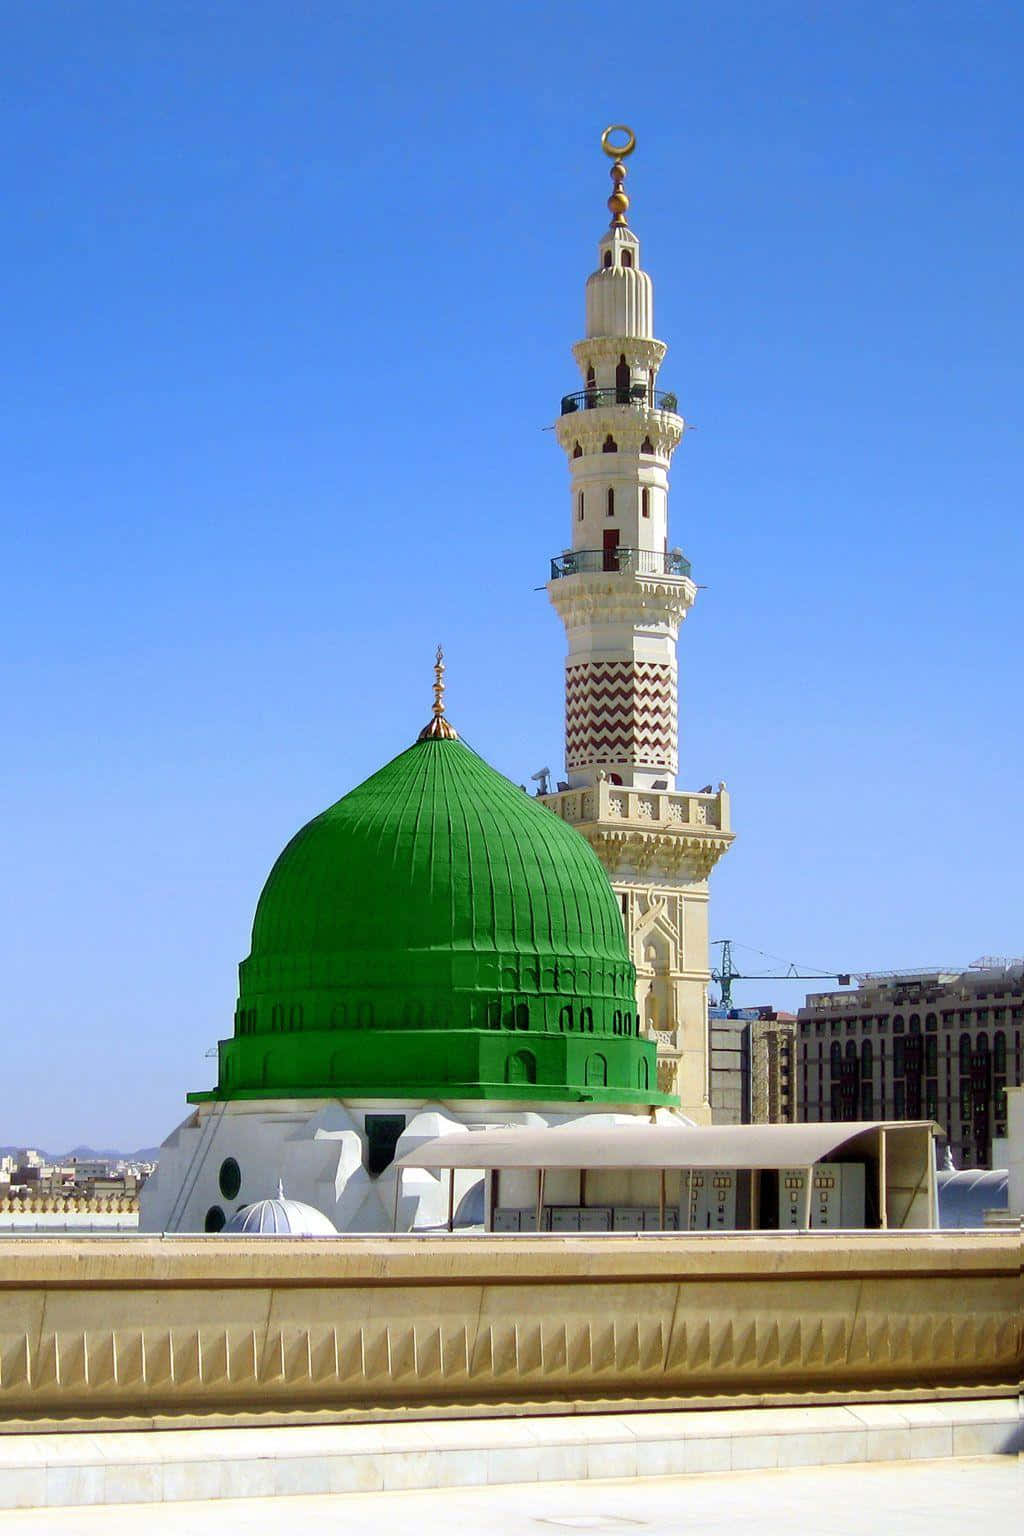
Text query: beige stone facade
0 1230 1019 1427
541 780 731 1120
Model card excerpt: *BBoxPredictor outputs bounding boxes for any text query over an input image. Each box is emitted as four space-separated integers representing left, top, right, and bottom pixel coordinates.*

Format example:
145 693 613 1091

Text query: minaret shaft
550 221 690 792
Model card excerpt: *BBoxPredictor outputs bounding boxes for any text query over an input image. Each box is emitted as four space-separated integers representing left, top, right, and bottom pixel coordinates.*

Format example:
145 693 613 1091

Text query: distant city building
709 1007 796 1124
0 1151 151 1207
68 1158 114 1182
709 1011 748 1123
795 963 1024 1168
750 1013 797 1124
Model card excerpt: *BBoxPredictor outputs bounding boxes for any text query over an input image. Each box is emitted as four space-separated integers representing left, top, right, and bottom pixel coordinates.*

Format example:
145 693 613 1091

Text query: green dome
191 733 667 1105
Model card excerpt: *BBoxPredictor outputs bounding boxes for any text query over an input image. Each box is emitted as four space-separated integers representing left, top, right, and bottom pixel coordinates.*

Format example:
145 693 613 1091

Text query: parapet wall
0 1230 1020 1427
0 1196 138 1215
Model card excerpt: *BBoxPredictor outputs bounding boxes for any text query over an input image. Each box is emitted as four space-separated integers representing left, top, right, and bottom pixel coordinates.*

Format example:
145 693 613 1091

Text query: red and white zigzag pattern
565 661 677 772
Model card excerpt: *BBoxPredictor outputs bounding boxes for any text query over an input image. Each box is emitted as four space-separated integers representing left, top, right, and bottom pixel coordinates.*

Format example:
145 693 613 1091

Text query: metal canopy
395 1120 938 1173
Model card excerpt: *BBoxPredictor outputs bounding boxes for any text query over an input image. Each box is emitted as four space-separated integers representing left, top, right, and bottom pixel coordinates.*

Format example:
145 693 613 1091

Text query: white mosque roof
396 1119 940 1172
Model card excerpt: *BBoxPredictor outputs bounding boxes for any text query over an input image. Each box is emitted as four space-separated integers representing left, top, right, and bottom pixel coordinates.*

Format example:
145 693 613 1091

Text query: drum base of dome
198 1026 670 1108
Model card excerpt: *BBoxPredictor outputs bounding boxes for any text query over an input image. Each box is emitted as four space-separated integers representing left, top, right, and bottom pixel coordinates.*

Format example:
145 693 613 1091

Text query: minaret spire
601 124 635 228
417 644 459 741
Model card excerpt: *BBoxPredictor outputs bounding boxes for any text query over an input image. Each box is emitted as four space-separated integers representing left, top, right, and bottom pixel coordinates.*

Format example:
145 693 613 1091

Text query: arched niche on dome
331 1001 348 1028
506 1049 537 1085
585 1053 608 1087
637 1058 650 1091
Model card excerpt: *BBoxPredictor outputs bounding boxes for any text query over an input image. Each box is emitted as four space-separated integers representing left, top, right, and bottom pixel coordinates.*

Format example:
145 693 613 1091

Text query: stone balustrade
0 1196 139 1215
541 780 730 835
0 1229 1018 1426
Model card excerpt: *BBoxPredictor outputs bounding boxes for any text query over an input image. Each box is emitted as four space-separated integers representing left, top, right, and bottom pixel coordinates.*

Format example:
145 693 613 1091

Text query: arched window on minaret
572 441 582 459
585 365 596 406
602 434 617 453
577 491 584 521
603 250 612 268
622 249 633 268
616 355 630 404
641 487 650 519
641 435 654 453
606 488 615 517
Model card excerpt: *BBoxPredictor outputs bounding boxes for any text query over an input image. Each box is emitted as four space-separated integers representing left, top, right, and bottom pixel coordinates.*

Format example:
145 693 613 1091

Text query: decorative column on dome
542 127 734 1122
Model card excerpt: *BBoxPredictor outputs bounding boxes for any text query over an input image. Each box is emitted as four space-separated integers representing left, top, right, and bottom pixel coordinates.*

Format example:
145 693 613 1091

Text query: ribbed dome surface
248 735 626 982
221 1197 338 1236
193 733 666 1106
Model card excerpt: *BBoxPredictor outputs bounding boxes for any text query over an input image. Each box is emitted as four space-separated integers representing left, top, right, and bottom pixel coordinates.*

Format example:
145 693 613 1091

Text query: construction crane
711 939 851 1011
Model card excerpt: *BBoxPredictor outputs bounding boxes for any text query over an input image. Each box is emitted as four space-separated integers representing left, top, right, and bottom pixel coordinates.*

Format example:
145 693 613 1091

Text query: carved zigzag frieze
0 1273 1018 1410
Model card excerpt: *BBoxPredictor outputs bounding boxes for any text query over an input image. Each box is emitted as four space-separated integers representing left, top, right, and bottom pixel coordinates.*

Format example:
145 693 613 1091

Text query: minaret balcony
560 385 679 415
550 547 691 581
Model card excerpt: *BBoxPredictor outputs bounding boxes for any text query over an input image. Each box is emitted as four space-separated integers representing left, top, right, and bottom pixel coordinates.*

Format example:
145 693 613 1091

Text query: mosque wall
0 1230 1018 1427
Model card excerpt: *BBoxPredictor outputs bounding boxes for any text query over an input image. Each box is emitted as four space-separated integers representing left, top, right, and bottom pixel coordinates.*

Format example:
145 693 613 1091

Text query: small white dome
221 1195 337 1236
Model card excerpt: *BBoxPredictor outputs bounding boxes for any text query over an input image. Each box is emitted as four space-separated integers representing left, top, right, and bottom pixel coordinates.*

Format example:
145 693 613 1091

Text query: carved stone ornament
657 1058 679 1094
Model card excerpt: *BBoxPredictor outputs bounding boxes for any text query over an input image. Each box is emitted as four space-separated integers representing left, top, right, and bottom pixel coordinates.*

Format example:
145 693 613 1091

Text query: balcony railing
550 547 692 580
560 386 679 415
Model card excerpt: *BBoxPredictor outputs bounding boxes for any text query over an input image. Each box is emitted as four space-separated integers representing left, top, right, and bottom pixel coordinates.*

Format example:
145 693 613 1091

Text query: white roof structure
395 1119 938 1173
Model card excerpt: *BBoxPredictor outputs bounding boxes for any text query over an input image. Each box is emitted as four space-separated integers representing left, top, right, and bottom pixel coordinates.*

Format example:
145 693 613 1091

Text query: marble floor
0 1456 1019 1535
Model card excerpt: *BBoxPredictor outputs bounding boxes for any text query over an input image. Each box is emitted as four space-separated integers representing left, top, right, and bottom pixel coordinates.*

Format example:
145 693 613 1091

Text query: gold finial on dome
601 123 635 228
417 644 459 741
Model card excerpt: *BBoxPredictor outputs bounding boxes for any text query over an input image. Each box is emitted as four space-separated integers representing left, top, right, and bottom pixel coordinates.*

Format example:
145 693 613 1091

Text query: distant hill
0 1144 160 1163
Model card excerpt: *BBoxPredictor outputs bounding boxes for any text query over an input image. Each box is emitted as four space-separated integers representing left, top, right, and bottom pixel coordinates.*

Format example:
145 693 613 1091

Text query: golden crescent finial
601 125 635 228
601 124 636 159
417 644 459 741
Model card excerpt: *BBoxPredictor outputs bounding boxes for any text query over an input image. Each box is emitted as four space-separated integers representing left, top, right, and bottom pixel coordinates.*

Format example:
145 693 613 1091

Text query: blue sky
2 3 1021 1148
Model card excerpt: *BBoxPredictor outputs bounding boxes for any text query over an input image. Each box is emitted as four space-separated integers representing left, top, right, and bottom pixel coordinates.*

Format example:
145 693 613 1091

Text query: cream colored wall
627 881 711 1122
0 1231 1018 1426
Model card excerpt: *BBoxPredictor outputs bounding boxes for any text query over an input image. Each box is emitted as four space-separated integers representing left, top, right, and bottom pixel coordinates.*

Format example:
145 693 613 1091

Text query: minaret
541 127 734 1120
